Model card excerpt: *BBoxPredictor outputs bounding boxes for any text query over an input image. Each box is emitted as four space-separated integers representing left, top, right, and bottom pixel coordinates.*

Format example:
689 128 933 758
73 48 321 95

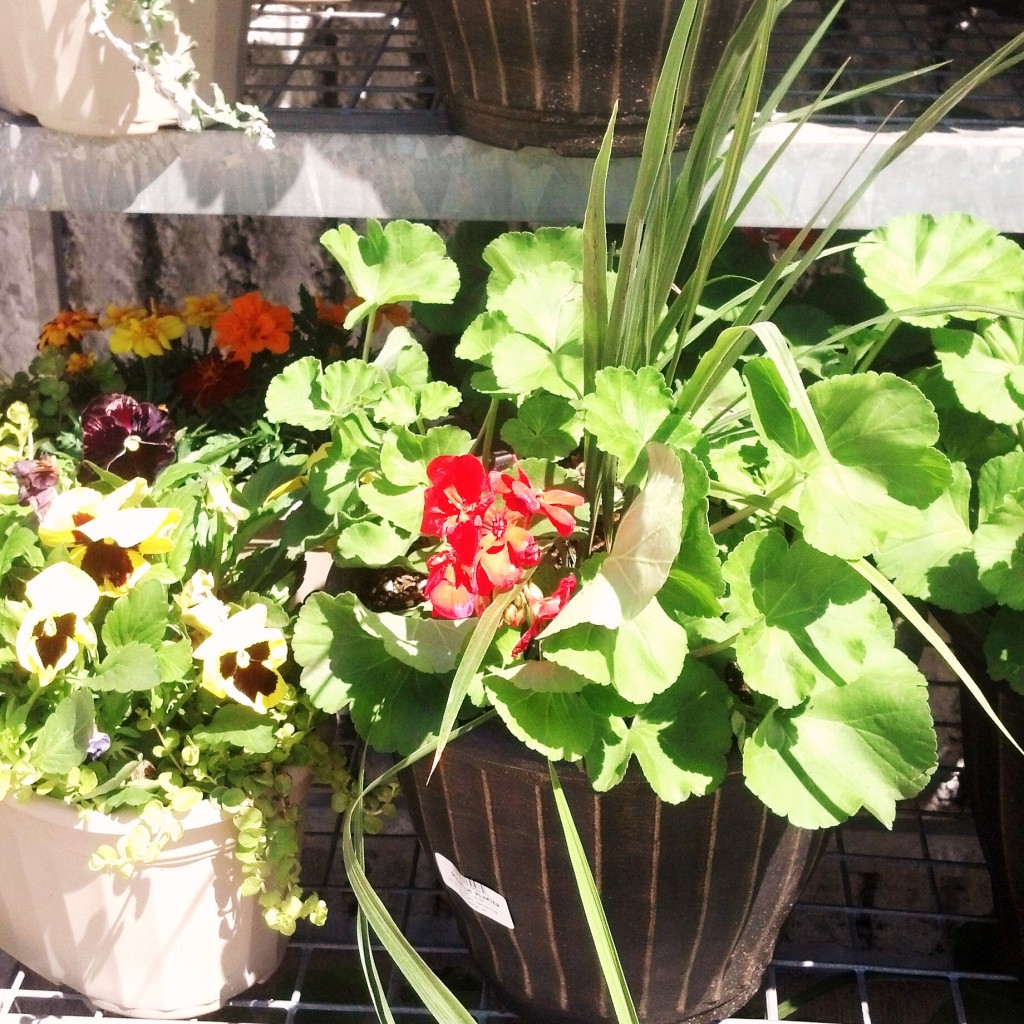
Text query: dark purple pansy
12 456 60 519
81 394 176 483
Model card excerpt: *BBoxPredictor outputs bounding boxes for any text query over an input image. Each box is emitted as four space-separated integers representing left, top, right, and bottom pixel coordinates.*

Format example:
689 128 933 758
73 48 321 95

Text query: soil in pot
401 720 824 1024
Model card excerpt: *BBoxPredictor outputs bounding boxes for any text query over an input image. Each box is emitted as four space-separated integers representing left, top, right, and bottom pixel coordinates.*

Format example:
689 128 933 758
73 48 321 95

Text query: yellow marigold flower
109 312 186 359
38 308 100 350
182 293 229 330
102 304 148 329
193 605 289 714
64 351 96 375
15 563 100 684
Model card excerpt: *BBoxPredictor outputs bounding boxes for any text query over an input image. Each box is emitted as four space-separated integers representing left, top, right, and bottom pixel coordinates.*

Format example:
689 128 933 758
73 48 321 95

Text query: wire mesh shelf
246 0 1024 133
1 675 1022 1024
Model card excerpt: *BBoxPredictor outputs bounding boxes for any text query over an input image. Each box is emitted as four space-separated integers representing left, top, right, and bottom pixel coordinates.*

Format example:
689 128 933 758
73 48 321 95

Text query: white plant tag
435 853 515 929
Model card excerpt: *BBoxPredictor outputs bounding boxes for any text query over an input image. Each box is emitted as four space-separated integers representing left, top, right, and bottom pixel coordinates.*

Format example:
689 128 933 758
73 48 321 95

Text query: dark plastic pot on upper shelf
407 0 755 156
401 720 824 1024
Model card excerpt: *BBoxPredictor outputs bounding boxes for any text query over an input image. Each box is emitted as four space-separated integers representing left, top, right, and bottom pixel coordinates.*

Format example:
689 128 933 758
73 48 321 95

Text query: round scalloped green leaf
486 677 596 760
723 530 891 707
578 366 674 479
483 227 584 298
320 220 459 329
874 462 988 611
975 492 1024 610
265 357 333 430
934 320 1024 427
742 647 937 828
853 213 1024 328
625 661 733 803
500 393 583 460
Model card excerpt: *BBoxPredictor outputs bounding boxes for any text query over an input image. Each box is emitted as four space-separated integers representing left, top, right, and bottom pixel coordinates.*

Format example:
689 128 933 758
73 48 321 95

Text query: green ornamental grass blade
547 763 641 1024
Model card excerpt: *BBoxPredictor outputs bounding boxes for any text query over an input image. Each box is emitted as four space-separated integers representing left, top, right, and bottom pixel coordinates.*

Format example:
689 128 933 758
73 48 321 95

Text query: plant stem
853 319 899 373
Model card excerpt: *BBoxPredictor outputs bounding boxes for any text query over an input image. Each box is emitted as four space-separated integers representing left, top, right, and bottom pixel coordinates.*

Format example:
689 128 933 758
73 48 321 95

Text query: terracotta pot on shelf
0 771 309 1019
0 0 251 136
407 0 755 156
401 721 824 1024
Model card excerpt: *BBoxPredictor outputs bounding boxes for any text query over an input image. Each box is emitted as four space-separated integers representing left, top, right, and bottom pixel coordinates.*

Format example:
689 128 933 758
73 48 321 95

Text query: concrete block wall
0 210 356 375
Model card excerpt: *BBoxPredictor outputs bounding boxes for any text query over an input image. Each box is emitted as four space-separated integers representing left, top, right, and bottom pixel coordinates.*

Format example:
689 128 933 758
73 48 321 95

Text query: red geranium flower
421 454 494 540
178 351 248 411
491 463 584 537
511 576 578 657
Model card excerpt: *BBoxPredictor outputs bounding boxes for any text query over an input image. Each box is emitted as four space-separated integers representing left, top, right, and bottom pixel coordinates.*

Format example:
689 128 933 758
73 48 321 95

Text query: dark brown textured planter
402 721 824 1024
408 0 754 156
946 614 1024 975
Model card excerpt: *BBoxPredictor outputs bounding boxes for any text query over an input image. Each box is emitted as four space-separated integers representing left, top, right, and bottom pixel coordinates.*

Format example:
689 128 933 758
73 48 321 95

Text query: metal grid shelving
1 676 1022 1024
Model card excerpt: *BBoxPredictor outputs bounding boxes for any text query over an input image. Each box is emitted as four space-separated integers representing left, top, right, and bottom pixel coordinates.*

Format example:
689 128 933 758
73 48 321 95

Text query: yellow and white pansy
177 570 230 638
37 479 182 596
15 562 100 684
192 604 289 714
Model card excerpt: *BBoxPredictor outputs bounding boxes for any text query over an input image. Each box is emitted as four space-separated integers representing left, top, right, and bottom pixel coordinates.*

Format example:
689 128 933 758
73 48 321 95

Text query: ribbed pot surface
402 722 824 1024
408 0 754 155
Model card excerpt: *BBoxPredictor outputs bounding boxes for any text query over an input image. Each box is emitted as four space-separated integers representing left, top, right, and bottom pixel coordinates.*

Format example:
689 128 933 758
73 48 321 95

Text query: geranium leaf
499 393 583 461
264 356 333 430
417 382 463 423
874 462 989 611
374 386 420 427
742 647 937 828
483 227 584 298
31 691 93 775
321 360 388 420
365 608 473 675
490 330 584 402
320 220 460 328
335 520 412 567
974 492 1024 609
373 327 431 389
357 476 425 535
543 597 688 702
545 444 684 633
379 426 473 488
485 678 596 760
579 366 674 479
985 608 1024 693
623 662 733 803
791 373 952 559
853 213 1024 328
454 310 510 366
293 593 448 753
723 530 892 707
90 643 162 692
934 320 1024 426
192 705 277 753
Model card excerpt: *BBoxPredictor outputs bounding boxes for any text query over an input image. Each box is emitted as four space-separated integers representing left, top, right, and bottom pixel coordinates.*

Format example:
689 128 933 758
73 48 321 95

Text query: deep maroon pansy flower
81 393 176 483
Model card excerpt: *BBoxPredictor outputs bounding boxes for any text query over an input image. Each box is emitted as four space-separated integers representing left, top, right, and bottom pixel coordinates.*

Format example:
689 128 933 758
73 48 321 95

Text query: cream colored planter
0 0 250 136
0 789 293 1018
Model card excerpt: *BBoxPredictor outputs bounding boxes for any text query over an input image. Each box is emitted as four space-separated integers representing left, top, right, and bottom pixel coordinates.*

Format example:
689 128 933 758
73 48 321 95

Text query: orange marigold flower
315 295 348 329
38 308 100 350
65 351 96 375
182 293 229 330
212 292 293 369
109 312 186 359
